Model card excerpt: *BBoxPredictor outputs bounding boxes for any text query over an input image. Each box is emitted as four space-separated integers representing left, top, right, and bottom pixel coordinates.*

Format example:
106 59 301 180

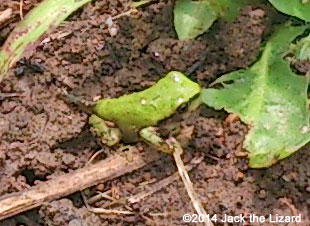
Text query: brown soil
1 0 310 225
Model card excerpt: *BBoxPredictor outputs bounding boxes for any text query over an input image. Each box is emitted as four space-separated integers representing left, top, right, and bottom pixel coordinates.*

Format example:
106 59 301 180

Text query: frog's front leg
139 127 174 154
89 114 122 146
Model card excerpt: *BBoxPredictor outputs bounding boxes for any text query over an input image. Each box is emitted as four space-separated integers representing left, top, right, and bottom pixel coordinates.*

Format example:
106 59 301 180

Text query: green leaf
0 0 92 82
93 71 201 142
173 0 217 40
269 0 310 22
173 0 259 40
201 25 310 168
208 0 250 21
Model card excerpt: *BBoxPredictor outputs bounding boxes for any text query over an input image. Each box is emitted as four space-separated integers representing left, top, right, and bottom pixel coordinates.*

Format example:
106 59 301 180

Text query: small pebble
105 16 113 27
258 189 267 199
69 219 83 226
109 27 118 37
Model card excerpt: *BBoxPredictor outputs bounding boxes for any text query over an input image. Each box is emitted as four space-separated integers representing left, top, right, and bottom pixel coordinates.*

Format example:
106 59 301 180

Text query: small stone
237 171 245 179
62 154 75 165
235 149 248 157
105 16 113 27
69 219 83 226
96 183 105 191
109 27 118 37
93 95 102 102
282 175 290 182
258 189 267 199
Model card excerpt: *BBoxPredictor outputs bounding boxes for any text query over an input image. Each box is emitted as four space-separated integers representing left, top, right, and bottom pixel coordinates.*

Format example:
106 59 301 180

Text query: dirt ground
1 0 310 225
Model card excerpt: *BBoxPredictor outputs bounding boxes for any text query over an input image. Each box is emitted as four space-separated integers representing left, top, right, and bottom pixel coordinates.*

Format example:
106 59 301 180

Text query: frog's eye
178 102 189 113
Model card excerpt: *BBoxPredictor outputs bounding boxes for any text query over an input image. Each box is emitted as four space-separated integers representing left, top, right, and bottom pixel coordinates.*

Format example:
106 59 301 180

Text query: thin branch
81 191 134 215
86 149 105 166
140 128 213 225
169 138 213 226
20 0 24 20
0 148 161 221
128 155 204 203
0 9 13 26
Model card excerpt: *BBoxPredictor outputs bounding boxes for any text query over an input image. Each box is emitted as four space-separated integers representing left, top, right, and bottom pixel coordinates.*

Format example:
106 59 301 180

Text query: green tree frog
88 71 201 153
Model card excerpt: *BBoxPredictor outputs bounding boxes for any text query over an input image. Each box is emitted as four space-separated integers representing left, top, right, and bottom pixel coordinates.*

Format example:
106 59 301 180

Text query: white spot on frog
301 126 310 134
141 99 147 105
177 98 184 104
173 75 181 83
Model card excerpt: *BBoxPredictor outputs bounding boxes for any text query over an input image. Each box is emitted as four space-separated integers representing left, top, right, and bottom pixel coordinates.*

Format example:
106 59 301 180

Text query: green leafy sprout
173 0 257 40
268 0 310 22
0 0 92 82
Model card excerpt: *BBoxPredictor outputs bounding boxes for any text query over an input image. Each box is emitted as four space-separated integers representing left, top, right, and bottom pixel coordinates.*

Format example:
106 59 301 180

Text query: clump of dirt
293 60 310 74
1 0 310 225
39 199 102 226
146 5 270 87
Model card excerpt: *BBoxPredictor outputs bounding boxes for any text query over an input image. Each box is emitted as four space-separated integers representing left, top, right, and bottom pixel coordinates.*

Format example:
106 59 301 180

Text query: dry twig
81 191 134 215
128 155 204 203
169 138 213 226
0 149 161 221
20 0 24 20
0 8 13 26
